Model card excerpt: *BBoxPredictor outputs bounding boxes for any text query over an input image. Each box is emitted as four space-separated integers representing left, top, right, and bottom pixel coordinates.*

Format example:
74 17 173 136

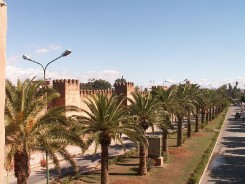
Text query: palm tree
171 84 196 147
152 87 175 155
185 84 200 138
156 114 174 155
77 93 147 184
128 92 159 175
5 79 85 184
193 88 203 132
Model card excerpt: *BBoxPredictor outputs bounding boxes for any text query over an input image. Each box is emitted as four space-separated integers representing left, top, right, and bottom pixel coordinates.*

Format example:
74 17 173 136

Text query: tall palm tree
77 94 147 184
156 114 174 155
185 84 200 138
171 84 196 147
128 92 159 175
193 88 204 132
152 87 175 155
5 79 85 184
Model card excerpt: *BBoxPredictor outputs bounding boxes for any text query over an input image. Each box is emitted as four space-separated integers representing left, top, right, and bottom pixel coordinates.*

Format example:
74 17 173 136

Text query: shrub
147 158 156 172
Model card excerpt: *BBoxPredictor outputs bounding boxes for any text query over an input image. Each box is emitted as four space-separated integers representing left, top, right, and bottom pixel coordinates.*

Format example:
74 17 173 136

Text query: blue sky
5 0 245 88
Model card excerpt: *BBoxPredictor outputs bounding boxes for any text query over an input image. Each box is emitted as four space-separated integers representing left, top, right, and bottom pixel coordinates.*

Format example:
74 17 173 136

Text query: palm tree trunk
177 116 183 147
138 143 147 175
14 150 30 184
162 132 168 154
212 106 215 119
205 111 209 123
195 109 199 132
101 144 109 184
187 115 192 138
209 108 212 121
201 110 205 125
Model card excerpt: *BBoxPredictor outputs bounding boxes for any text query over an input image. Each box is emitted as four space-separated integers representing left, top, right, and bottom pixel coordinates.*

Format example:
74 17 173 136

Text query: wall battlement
152 85 168 90
53 79 80 92
139 91 149 96
114 82 134 87
53 79 79 86
81 89 113 95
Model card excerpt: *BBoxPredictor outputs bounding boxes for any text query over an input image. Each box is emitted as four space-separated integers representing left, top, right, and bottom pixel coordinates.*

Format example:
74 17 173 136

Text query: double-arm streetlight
23 49 71 184
23 49 71 80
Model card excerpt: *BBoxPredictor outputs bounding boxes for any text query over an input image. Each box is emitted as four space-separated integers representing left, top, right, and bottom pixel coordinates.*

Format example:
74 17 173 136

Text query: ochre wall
53 79 132 116
0 3 7 184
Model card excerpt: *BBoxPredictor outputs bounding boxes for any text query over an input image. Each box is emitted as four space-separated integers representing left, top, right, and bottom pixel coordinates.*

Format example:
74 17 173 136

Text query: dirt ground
109 146 193 184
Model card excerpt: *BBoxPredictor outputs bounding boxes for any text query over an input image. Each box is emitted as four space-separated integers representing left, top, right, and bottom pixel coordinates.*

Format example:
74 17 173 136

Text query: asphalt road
200 105 245 184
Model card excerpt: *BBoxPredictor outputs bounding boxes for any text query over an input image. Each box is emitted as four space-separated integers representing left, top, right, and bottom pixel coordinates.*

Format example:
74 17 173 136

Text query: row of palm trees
4 79 229 184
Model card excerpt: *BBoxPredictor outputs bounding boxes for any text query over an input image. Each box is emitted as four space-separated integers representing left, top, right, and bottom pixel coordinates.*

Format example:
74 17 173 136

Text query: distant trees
80 79 111 90
115 76 126 83
79 77 128 90
227 82 241 99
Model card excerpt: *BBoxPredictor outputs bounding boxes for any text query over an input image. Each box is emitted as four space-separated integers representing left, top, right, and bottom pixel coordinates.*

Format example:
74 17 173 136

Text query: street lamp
179 79 188 84
23 49 71 80
165 80 175 85
23 49 72 184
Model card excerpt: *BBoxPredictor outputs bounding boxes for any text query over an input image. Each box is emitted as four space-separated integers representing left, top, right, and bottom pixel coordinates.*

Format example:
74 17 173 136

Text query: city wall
51 79 150 115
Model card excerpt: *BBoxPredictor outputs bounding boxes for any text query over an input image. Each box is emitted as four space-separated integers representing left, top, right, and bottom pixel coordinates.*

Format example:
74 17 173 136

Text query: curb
198 106 230 184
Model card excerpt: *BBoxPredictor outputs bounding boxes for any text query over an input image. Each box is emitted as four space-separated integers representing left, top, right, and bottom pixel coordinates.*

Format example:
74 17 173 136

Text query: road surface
200 105 245 184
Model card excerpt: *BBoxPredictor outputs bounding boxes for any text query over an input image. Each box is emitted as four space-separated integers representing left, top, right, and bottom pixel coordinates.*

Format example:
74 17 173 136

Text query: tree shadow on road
208 156 245 184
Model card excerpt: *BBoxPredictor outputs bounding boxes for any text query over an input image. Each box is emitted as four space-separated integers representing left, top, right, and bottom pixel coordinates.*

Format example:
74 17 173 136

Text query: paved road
200 105 245 184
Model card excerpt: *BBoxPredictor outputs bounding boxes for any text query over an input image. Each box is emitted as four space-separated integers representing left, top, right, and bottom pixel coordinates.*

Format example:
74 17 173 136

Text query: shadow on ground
208 116 245 183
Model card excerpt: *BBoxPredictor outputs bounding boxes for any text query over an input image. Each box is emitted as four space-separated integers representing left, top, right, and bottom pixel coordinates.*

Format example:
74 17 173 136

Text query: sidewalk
5 136 134 184
5 143 96 176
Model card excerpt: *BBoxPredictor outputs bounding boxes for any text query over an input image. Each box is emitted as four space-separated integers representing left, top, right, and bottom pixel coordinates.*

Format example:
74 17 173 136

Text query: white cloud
6 65 245 89
79 70 121 83
6 66 121 85
6 65 73 84
35 44 61 55
6 55 21 64
194 77 245 89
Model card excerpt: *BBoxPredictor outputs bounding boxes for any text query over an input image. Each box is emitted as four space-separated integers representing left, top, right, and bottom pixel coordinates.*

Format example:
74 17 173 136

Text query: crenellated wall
152 85 169 91
52 79 116 116
114 82 135 106
52 79 138 112
53 79 80 107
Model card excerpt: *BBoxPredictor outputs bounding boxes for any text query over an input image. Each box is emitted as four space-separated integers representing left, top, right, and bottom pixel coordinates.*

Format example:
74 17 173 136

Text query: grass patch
187 109 227 184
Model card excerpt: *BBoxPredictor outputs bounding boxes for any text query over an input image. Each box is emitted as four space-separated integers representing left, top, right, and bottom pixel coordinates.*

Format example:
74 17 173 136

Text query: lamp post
165 80 175 85
23 49 71 80
23 49 72 184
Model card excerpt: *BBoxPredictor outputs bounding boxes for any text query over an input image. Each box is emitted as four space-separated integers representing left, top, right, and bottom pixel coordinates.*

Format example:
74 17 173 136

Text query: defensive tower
114 82 135 106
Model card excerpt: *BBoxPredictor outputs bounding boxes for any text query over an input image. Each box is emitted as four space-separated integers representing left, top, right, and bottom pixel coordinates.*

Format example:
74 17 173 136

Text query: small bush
162 151 170 161
147 158 156 172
